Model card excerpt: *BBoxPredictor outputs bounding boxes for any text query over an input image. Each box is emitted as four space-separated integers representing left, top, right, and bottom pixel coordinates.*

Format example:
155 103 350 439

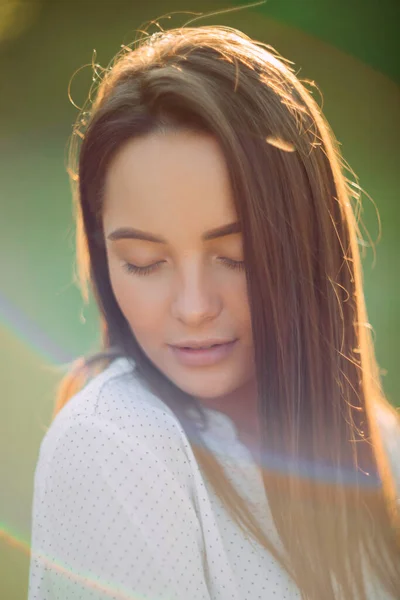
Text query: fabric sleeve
28 414 211 600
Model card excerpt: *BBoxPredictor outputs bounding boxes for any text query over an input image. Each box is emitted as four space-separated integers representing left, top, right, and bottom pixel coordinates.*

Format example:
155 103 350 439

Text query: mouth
174 340 234 349
168 339 238 367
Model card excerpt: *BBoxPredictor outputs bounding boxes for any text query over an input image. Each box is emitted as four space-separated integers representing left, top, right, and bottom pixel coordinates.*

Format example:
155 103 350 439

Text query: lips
180 343 224 350
173 339 235 349
168 339 238 367
180 344 218 350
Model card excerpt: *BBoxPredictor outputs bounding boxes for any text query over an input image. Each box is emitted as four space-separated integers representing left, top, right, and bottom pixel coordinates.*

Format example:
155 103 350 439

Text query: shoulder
50 356 179 423
35 357 195 493
29 359 209 600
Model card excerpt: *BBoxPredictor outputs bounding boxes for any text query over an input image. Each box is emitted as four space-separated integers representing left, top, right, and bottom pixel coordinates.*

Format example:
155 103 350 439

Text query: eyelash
218 257 245 271
122 262 163 276
122 258 245 276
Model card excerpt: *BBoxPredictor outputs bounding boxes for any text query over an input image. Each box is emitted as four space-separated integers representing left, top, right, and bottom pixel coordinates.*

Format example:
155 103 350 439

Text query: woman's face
103 130 255 401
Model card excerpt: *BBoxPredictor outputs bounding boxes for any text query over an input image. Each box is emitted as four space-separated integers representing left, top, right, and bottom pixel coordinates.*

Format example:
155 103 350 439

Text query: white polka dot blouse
28 357 400 599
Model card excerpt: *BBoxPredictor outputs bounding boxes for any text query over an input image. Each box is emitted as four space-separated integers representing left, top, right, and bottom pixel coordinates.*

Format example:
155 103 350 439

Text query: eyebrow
107 221 241 243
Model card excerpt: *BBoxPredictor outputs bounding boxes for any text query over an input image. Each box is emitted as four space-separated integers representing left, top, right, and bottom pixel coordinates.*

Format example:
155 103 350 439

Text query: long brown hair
56 25 400 599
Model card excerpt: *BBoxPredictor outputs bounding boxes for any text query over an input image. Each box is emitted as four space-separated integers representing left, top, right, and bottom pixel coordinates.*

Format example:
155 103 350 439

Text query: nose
170 259 222 326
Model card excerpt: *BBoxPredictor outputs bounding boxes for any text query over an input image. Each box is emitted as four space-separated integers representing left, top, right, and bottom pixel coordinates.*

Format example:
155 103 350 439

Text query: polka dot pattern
28 358 399 599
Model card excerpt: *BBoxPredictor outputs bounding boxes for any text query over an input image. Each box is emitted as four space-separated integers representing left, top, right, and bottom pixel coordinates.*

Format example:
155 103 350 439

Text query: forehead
102 131 237 238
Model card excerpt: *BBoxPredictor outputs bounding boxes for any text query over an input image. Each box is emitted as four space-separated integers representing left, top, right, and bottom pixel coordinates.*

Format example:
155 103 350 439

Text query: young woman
28 25 400 600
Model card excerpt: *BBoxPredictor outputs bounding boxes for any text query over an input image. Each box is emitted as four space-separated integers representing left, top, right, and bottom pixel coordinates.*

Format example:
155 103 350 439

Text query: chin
168 369 243 401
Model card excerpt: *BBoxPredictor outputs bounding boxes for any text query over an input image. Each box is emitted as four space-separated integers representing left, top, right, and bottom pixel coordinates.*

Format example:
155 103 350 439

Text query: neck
199 379 261 459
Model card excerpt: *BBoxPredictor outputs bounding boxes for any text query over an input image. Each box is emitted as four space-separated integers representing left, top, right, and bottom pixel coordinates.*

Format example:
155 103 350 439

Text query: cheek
109 270 167 338
221 277 252 330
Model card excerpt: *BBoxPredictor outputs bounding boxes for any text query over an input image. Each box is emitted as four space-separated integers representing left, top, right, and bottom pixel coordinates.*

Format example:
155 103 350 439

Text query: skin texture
102 130 259 446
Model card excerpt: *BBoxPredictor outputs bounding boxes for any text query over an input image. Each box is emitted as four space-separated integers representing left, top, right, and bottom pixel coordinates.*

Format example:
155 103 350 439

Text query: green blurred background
1 1 399 598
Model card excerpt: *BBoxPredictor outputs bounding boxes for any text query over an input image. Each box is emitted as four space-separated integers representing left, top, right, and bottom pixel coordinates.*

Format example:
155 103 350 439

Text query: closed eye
122 257 245 276
218 257 245 271
122 261 164 276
